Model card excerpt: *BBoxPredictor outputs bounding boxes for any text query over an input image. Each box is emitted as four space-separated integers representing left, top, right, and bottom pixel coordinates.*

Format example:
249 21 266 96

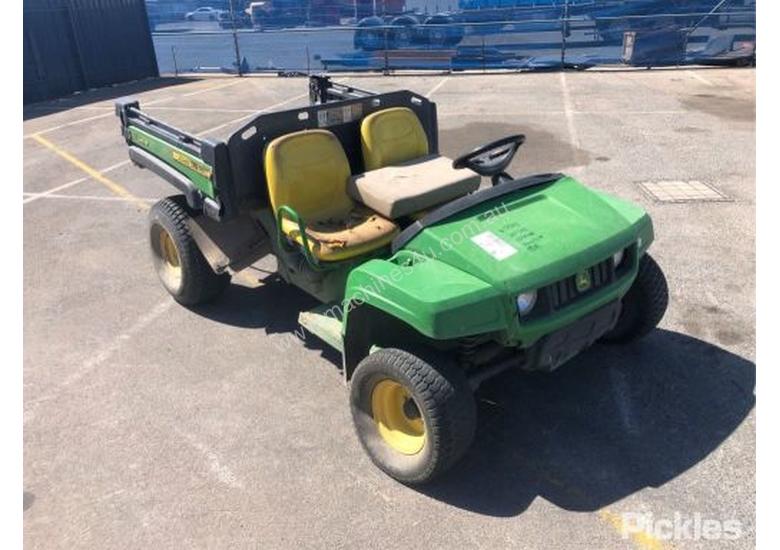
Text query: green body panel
342 176 654 347
345 252 507 339
127 126 216 198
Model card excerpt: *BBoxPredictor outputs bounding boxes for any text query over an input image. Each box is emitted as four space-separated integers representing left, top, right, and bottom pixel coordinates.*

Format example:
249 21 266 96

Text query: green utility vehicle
116 76 668 484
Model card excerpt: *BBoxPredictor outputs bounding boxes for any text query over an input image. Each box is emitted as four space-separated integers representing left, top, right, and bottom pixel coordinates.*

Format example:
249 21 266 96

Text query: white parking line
24 111 117 137
438 110 688 116
174 428 245 490
559 72 581 150
29 105 260 114
197 113 258 137
24 78 248 138
197 91 310 136
197 78 351 137
687 70 715 87
179 78 245 98
24 176 88 202
425 77 450 98
23 192 156 203
145 106 257 113
25 89 312 200
25 104 109 113
23 159 130 204
24 299 175 425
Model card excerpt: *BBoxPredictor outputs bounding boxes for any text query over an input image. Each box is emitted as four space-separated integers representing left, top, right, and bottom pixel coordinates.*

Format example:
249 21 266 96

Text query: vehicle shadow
190 276 342 364
420 329 755 517
193 281 755 516
193 276 316 332
23 76 201 120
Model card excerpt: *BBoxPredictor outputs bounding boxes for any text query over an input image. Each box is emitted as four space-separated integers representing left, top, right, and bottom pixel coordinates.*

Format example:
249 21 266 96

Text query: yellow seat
360 107 430 171
264 129 398 262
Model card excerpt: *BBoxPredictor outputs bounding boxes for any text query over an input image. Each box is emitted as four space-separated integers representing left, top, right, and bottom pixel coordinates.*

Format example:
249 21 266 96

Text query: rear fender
185 211 271 274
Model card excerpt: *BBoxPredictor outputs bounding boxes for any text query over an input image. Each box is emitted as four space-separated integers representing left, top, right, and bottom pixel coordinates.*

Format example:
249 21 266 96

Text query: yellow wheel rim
156 227 182 289
159 229 181 269
371 379 426 455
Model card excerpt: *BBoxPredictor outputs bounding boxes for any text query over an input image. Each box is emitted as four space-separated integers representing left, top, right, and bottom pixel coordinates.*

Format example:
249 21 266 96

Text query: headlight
613 248 625 267
516 290 537 316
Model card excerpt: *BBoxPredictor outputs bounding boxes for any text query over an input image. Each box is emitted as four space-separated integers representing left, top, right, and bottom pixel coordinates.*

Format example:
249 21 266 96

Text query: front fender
343 252 508 340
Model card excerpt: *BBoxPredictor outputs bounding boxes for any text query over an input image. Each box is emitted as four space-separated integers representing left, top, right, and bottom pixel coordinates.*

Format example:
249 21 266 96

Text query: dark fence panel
24 0 159 104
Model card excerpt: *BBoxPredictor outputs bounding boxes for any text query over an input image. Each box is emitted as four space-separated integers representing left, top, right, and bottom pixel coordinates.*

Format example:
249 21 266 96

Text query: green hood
404 176 651 292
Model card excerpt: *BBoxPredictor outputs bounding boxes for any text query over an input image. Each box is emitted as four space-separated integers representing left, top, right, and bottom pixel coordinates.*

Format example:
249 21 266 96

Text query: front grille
519 244 636 322
547 258 615 311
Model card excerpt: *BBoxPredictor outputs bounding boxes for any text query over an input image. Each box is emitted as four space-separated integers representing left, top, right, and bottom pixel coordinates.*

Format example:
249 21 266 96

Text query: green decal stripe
127 126 216 198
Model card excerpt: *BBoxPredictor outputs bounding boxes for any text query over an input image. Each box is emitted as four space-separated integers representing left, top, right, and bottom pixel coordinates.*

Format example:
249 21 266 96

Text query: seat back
360 107 430 171
264 129 354 221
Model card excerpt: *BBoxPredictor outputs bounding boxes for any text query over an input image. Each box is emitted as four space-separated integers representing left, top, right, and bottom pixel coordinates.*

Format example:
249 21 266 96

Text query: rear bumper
522 300 621 372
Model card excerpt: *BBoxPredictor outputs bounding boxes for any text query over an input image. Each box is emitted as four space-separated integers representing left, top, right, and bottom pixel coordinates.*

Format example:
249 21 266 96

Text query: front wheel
149 196 230 306
601 253 668 344
350 348 476 485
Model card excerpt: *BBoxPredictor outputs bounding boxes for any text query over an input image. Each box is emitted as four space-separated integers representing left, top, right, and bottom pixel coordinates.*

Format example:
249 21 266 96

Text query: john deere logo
575 270 591 292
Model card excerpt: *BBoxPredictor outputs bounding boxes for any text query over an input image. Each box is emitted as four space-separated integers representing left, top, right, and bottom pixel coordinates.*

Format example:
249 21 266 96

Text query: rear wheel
149 196 230 306
601 253 668 343
350 348 476 484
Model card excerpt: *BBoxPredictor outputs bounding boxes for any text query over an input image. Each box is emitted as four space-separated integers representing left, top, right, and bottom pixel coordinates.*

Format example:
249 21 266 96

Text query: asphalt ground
23 68 755 549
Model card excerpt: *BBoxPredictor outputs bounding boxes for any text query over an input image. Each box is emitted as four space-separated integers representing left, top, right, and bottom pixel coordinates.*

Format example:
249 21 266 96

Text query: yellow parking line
29 133 261 287
598 509 668 550
30 134 149 211
529 466 668 550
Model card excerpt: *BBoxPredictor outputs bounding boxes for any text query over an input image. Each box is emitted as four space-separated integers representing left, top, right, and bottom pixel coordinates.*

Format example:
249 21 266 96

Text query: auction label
471 231 517 261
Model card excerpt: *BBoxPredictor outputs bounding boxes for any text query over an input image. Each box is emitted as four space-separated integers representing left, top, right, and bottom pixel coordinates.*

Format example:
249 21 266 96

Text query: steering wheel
452 134 525 185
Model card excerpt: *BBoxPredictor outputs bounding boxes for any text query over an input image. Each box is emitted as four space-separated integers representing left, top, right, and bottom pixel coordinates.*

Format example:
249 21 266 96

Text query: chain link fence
148 1 755 75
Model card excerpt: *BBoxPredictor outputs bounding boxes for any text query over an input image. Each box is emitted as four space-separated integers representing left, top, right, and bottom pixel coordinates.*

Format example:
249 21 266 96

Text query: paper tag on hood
471 231 517 261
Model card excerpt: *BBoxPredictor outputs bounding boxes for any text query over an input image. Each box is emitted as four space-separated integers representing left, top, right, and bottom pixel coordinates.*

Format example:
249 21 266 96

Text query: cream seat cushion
264 129 398 262
348 155 481 219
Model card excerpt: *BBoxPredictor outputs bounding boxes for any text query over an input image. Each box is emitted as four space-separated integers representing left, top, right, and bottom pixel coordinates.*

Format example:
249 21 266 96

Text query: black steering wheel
452 134 525 185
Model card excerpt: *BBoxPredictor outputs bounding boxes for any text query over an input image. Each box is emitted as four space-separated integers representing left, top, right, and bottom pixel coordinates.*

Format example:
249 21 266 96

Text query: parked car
218 10 253 29
185 7 222 21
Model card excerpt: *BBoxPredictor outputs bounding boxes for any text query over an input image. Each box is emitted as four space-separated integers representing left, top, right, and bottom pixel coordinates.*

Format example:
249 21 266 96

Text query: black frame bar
116 76 440 222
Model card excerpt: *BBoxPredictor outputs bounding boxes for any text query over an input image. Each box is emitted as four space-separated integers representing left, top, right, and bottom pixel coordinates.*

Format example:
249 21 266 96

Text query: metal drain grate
637 180 731 203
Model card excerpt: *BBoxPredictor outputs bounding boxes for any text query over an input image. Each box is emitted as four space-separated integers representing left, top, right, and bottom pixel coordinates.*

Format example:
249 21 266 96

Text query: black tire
350 348 476 485
148 196 230 306
389 16 417 49
423 15 464 47
353 16 385 51
601 253 668 344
